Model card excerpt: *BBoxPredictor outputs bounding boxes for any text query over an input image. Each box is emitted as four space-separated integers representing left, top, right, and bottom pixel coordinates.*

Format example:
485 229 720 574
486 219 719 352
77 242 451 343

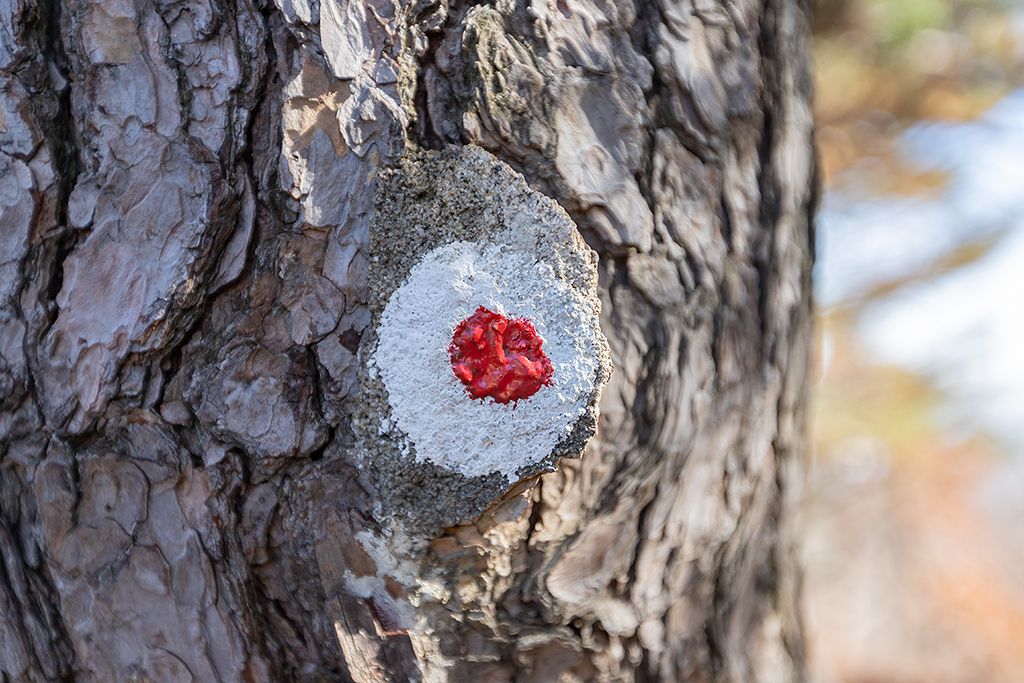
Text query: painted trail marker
360 147 611 530
448 305 554 405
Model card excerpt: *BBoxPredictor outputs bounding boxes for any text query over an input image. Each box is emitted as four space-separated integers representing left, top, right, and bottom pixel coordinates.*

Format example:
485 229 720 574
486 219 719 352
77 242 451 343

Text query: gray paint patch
359 146 611 529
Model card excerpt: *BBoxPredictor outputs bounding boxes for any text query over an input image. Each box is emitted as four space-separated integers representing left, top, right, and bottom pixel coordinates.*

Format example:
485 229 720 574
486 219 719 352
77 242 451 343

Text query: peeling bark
0 0 816 680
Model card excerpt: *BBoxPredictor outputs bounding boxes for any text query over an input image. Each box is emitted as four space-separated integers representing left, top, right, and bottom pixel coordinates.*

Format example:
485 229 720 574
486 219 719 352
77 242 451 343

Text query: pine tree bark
0 0 816 680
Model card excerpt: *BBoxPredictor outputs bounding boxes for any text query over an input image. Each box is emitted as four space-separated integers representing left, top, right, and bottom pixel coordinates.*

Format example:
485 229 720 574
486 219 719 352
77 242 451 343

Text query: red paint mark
449 306 554 404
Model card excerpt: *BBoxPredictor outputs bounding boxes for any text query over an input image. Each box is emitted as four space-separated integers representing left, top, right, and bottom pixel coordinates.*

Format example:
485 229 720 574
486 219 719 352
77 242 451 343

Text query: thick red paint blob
449 306 554 405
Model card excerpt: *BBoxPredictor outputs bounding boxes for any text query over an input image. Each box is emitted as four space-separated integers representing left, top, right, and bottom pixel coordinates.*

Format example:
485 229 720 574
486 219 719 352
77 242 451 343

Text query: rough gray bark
0 0 816 679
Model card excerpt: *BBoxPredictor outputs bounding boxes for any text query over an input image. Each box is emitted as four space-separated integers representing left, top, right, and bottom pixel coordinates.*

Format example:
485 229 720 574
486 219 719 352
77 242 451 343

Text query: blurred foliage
813 0 1022 190
814 313 939 462
810 0 1024 462
840 229 1006 312
806 1 1024 681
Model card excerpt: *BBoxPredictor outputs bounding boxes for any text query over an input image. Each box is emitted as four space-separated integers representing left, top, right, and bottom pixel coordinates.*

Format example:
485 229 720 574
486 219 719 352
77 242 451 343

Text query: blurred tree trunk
0 0 815 680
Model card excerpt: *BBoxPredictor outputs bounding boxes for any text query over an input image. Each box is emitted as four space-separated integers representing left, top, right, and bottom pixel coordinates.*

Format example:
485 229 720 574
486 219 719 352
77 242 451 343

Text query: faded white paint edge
372 240 600 479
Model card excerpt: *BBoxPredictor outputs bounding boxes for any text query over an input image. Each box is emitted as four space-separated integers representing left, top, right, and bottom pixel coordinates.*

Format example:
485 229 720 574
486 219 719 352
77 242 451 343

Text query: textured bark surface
0 0 816 679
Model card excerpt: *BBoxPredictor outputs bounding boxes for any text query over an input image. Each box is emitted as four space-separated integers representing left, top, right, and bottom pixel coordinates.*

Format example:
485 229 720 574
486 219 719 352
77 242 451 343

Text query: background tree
0 0 815 680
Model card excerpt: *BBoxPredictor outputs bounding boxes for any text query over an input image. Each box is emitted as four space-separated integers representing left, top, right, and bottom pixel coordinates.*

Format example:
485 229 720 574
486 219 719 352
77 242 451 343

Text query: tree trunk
0 0 816 679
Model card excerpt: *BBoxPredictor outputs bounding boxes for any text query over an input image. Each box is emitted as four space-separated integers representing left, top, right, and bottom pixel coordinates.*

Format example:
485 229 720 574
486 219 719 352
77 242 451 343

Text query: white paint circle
372 241 600 479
